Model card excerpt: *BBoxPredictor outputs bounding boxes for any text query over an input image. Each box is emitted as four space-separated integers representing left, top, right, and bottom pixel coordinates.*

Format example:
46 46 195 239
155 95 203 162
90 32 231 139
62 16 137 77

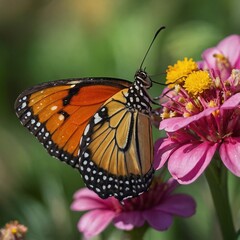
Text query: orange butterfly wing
79 88 154 200
15 78 131 167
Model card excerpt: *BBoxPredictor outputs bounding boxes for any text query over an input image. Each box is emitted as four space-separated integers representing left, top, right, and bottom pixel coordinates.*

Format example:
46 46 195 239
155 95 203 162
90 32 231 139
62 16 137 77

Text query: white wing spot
58 114 65 121
94 113 102 124
51 105 58 111
21 102 27 109
84 124 90 135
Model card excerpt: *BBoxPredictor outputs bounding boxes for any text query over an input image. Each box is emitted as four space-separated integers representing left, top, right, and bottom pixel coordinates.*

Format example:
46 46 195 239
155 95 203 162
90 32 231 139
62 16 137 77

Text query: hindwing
79 89 154 200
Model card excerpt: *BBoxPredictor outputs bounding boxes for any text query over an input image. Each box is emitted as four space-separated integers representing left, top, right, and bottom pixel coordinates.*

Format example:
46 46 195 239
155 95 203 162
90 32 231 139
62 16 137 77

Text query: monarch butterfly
14 27 165 201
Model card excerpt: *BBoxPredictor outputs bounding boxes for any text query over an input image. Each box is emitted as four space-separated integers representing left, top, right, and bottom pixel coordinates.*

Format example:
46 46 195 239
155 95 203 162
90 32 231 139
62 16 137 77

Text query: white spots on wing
58 114 65 121
26 111 31 116
84 124 90 135
51 105 58 111
68 80 81 85
93 112 102 124
21 102 27 109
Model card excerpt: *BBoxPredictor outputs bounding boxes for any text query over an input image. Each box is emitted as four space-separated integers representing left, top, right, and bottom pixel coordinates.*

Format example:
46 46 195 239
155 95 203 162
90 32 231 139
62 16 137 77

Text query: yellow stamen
166 58 198 88
183 112 191 117
184 70 212 96
11 227 17 234
160 111 170 119
208 100 217 107
169 111 177 118
185 102 195 112
213 53 231 69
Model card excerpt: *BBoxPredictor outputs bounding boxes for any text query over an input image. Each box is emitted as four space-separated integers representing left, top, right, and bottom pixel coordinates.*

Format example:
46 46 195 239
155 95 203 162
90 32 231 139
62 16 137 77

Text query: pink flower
71 178 196 239
155 35 240 184
199 35 240 79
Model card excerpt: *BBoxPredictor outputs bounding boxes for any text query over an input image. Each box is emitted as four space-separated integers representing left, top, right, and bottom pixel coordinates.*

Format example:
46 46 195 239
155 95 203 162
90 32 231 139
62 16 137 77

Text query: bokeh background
0 0 239 239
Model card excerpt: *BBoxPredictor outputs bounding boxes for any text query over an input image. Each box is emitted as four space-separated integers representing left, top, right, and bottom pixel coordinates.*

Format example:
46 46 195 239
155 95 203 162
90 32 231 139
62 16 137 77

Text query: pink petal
143 210 173 231
154 138 181 170
219 137 240 176
113 212 144 230
71 188 113 211
217 35 240 66
160 107 217 132
168 141 218 183
202 47 219 69
155 194 196 217
221 92 240 109
78 209 115 238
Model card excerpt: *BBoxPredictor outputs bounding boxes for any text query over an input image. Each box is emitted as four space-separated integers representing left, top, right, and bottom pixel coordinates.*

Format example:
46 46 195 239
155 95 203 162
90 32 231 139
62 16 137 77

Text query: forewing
15 77 131 167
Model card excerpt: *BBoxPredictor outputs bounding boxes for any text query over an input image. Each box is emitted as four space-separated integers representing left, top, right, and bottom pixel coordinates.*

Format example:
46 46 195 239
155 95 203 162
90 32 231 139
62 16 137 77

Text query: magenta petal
143 210 173 231
156 194 196 217
168 141 218 183
221 92 240 109
78 209 115 238
217 35 240 66
71 188 113 211
113 212 144 230
202 47 219 69
154 138 181 170
219 137 240 176
160 107 217 132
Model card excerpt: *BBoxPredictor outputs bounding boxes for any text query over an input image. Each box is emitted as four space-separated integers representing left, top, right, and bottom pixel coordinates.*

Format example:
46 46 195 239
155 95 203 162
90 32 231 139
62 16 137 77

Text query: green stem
124 225 148 240
205 158 236 240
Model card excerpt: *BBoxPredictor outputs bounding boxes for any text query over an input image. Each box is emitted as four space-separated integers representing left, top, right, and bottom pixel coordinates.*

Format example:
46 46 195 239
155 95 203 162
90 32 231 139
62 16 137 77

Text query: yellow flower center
166 58 198 88
183 71 212 96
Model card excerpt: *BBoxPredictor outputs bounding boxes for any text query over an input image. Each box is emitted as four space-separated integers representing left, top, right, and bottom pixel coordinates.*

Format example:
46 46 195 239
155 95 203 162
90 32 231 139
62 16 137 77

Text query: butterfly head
135 69 152 89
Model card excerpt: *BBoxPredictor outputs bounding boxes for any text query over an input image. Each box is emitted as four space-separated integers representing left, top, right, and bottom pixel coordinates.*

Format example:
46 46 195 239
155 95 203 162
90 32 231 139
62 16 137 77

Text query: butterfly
14 27 165 201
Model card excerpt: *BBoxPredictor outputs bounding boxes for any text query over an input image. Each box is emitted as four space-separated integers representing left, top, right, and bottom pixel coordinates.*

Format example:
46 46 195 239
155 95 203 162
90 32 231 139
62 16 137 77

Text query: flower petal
168 141 218 183
154 138 181 170
217 35 240 66
221 92 240 109
160 107 217 132
155 194 196 217
143 210 173 231
71 188 114 211
201 47 219 70
219 137 240 176
78 209 115 238
113 212 144 230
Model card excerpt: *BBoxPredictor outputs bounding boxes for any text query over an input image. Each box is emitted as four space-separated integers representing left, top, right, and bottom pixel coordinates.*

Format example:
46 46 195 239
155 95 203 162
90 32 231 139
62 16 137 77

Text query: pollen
208 100 217 108
185 102 195 112
213 53 231 68
184 70 212 96
166 58 198 88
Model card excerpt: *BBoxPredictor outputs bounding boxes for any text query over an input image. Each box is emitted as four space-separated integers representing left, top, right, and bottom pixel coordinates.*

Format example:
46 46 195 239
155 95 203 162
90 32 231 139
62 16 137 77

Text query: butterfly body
15 71 154 201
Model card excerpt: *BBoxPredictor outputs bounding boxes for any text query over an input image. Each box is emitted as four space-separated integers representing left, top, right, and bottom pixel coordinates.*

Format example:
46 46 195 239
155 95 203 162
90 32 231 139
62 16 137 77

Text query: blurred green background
0 0 239 239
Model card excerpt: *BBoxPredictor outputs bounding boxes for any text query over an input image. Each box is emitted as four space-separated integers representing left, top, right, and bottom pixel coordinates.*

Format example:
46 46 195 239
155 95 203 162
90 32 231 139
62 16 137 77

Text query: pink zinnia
155 35 240 184
71 178 196 239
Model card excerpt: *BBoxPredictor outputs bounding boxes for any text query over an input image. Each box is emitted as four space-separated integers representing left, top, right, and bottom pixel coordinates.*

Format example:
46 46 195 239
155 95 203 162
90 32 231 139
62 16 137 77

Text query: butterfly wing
79 88 154 200
15 77 131 167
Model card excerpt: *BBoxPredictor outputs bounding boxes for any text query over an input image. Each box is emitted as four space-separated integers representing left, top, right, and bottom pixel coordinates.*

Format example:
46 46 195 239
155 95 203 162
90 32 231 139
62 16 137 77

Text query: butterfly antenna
139 26 166 70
